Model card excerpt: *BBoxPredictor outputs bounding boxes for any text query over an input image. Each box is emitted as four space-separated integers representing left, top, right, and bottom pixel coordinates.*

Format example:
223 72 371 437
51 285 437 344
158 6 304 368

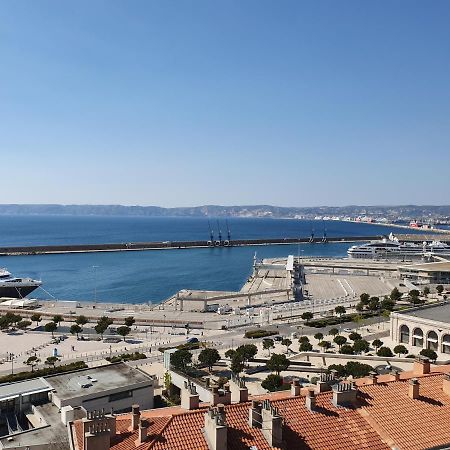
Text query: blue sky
1 1 449 206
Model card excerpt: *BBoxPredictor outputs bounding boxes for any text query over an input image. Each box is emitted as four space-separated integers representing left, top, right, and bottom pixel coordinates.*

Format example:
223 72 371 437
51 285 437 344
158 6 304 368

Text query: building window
109 390 132 402
442 334 450 354
427 331 438 351
412 328 423 347
400 325 410 344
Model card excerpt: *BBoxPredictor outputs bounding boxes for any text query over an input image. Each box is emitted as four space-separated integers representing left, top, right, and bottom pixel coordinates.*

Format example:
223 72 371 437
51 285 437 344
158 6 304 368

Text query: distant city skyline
1 0 450 206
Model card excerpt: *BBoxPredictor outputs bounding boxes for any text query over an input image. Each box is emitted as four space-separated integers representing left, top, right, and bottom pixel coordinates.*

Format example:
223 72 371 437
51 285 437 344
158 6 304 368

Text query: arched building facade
390 302 450 357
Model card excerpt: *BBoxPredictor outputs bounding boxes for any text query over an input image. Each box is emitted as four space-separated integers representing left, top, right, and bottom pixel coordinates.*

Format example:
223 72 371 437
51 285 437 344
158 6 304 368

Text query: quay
0 233 449 256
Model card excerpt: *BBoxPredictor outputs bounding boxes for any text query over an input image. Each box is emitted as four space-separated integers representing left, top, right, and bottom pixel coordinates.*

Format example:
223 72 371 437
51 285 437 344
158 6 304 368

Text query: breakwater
1 233 448 256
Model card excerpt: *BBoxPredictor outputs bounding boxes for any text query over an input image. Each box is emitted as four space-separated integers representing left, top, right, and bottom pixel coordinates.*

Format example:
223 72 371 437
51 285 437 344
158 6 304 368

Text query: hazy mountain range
0 204 449 220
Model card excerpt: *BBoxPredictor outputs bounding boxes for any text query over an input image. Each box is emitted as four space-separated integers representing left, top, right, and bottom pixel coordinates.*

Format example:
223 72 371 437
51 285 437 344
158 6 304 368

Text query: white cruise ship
347 234 450 259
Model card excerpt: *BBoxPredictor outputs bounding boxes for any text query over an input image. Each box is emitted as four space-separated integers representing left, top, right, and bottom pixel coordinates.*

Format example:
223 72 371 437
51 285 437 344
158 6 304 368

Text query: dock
0 233 449 256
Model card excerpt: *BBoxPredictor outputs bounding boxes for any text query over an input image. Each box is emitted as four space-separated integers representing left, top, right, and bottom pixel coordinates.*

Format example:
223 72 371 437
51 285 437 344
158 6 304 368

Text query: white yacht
347 234 450 259
0 268 42 298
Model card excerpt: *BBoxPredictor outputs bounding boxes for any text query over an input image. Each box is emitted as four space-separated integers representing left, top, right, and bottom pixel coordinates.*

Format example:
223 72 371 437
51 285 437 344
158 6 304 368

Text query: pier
0 233 448 256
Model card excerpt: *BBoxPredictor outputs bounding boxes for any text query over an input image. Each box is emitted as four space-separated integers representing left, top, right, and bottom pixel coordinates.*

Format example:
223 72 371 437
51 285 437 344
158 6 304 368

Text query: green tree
314 332 324 342
44 321 57 338
390 287 402 302
349 332 362 342
377 346 394 357
372 339 383 350
224 349 236 359
298 335 310 344
420 348 438 362
117 326 131 342
409 290 420 302
261 374 283 392
198 348 220 372
329 361 373 378
318 340 331 351
236 344 258 363
124 316 136 327
339 344 354 355
76 315 88 326
335 306 346 317
301 312 313 323
393 344 408 357
436 285 444 294
381 298 395 311
356 302 365 312
368 297 380 312
263 338 275 355
360 293 370 305
52 315 63 326
70 324 82 338
423 286 430 297
230 354 245 375
267 353 290 375
170 349 192 372
333 335 347 350
25 355 40 372
17 320 32 330
30 313 42 327
353 339 370 354
163 371 172 391
299 341 313 352
98 316 113 327
329 328 339 337
95 323 108 339
281 338 292 354
45 356 59 368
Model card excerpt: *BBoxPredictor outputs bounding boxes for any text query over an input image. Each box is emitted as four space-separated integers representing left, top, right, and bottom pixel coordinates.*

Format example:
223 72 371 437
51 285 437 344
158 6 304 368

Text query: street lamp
92 265 99 302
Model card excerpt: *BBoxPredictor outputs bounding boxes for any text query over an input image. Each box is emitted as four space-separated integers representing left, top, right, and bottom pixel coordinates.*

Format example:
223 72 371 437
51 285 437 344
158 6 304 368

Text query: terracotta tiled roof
73 395 387 450
71 367 450 450
358 373 450 450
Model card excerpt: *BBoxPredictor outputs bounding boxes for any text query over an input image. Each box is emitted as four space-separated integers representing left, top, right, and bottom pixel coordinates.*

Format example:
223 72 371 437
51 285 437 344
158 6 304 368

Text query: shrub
420 348 438 362
106 352 146 363
0 361 87 384
261 374 283 392
377 346 394 357
244 329 278 339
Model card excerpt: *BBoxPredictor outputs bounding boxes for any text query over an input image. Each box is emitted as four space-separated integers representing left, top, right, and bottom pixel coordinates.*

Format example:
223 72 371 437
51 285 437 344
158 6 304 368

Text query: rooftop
71 366 450 450
398 261 450 272
0 377 52 402
396 302 450 324
46 363 153 401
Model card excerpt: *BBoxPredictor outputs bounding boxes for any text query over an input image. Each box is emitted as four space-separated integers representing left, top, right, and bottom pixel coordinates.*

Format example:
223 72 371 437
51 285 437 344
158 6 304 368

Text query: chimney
332 382 357 407
367 371 378 385
211 386 231 406
305 388 316 412
443 374 450 397
230 374 248 403
137 418 149 445
291 379 301 397
261 399 283 448
131 404 140 431
248 400 262 428
317 370 337 393
83 410 112 450
409 378 420 399
204 404 227 450
391 370 401 382
413 356 430 376
181 381 200 410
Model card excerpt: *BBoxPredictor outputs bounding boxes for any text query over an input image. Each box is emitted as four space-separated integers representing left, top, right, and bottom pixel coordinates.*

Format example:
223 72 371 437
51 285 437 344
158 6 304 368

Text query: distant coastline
0 203 449 222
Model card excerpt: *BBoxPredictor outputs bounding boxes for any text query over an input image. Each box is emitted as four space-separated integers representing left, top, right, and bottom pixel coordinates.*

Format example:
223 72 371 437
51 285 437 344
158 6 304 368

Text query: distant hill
0 204 449 220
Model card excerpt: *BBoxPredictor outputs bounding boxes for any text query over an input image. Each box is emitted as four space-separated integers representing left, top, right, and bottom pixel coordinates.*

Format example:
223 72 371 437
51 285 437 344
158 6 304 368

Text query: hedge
0 361 87 384
244 329 279 339
106 351 147 363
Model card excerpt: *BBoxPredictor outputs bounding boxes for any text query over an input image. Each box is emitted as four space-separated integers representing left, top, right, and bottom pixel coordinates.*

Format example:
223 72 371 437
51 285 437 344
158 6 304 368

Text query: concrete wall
169 370 211 403
52 382 154 413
